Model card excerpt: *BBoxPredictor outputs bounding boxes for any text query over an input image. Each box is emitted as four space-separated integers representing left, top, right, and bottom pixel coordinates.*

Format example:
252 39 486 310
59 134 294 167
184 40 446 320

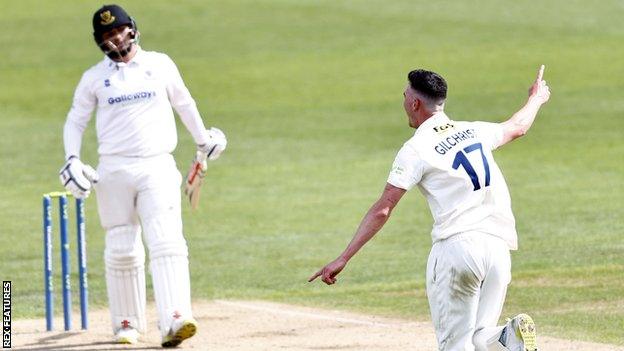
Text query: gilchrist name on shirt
433 128 476 155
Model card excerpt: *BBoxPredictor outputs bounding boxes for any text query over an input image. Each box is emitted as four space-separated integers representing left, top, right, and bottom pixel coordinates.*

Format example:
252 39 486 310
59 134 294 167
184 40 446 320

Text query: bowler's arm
308 183 406 285
499 65 551 146
339 183 406 262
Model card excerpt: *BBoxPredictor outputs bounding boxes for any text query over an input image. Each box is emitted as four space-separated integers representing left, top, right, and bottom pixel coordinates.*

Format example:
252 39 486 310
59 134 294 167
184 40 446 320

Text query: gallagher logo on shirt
108 91 157 105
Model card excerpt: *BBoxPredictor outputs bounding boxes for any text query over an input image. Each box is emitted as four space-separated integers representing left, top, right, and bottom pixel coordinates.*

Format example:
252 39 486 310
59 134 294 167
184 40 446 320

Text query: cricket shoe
498 313 538 351
115 326 139 344
161 315 198 348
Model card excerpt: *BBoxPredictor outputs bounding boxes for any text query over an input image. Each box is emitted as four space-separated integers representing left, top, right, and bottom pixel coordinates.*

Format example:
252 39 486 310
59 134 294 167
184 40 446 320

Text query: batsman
59 4 226 347
310 67 550 351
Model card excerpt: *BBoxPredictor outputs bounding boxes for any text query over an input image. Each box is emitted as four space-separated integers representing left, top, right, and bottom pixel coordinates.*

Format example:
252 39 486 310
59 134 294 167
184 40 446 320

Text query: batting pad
150 254 193 336
139 196 193 336
105 225 147 333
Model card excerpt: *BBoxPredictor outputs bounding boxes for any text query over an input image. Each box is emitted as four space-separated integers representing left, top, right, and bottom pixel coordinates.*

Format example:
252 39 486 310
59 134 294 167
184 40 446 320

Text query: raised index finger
308 269 323 282
536 65 545 81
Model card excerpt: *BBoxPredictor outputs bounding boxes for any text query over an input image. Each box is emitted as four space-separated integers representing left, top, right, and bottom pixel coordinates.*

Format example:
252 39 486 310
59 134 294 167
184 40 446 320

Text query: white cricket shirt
387 112 517 249
63 47 210 159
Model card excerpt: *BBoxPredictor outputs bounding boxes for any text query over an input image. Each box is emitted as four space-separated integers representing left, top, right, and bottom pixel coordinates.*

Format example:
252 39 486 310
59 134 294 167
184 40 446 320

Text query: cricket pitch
11 300 624 350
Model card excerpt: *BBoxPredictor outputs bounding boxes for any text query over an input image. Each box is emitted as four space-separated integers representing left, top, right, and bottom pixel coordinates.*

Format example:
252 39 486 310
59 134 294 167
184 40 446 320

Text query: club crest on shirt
144 70 156 80
433 123 455 133
104 79 111 87
391 165 405 175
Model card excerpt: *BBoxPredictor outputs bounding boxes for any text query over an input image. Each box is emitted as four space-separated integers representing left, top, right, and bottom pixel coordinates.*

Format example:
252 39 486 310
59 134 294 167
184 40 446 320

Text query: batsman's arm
63 120 87 160
308 183 406 285
64 72 97 160
162 54 213 147
499 65 551 146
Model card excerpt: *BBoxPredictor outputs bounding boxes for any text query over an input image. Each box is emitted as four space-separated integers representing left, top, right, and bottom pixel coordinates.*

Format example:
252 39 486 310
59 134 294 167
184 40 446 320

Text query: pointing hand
528 65 550 105
308 257 348 285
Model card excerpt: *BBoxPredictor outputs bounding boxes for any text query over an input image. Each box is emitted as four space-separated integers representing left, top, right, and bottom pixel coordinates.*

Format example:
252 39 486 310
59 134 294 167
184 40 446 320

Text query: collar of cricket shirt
105 46 145 69
417 111 451 131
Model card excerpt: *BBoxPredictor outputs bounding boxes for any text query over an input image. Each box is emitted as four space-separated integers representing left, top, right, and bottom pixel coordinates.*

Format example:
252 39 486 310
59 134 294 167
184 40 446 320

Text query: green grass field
1 0 623 345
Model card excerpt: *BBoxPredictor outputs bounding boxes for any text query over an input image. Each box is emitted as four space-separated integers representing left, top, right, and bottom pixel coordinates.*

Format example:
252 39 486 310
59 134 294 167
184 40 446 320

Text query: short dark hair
407 69 447 101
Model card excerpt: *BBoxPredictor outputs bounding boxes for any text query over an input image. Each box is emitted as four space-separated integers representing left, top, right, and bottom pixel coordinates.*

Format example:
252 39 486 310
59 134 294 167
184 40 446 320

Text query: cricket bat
185 159 206 210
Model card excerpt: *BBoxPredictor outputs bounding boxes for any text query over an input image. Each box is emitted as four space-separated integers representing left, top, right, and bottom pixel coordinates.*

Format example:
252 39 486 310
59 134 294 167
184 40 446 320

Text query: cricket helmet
92 4 139 60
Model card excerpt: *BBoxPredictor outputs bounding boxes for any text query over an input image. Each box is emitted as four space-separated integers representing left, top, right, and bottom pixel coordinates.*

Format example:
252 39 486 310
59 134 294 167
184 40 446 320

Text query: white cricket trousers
426 231 511 351
94 153 193 336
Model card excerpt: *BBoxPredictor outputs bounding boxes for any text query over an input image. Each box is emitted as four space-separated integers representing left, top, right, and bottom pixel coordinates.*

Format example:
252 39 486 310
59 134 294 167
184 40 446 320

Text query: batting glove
197 127 227 164
59 156 99 199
